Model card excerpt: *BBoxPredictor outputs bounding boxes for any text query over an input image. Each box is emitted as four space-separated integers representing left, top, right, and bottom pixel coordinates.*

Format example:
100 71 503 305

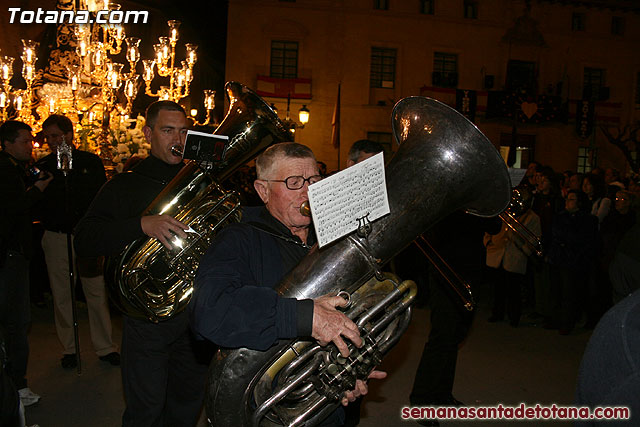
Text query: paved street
24 282 591 427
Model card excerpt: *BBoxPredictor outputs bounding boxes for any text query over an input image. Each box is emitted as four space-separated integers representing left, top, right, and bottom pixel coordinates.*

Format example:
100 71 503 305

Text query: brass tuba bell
104 82 292 322
205 96 511 426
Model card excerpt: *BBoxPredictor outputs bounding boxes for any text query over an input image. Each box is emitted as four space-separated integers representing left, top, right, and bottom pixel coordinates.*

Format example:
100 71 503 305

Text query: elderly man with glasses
191 142 385 425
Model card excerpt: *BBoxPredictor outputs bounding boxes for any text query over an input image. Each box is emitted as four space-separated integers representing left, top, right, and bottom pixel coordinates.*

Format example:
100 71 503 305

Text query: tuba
205 96 512 426
105 82 292 322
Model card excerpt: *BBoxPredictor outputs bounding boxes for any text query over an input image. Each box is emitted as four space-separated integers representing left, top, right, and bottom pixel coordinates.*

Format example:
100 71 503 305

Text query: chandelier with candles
0 1 217 159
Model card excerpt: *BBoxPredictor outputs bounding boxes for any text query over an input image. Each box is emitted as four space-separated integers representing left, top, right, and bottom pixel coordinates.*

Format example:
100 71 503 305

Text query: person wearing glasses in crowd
190 142 386 426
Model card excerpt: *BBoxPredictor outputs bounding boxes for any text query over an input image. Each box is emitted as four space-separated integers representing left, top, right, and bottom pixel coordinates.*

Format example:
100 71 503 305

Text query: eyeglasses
616 197 628 201
264 175 323 190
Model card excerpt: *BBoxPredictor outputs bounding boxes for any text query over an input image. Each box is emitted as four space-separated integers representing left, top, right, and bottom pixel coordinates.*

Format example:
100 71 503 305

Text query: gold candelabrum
142 20 197 103
72 2 127 155
0 2 215 160
0 40 39 127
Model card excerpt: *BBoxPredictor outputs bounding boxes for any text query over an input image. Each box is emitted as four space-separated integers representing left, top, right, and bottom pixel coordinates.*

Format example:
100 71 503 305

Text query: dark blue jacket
547 209 598 271
190 206 314 350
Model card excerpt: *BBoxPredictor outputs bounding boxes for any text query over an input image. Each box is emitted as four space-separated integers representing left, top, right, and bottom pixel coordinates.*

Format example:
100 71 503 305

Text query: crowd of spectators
508 162 639 335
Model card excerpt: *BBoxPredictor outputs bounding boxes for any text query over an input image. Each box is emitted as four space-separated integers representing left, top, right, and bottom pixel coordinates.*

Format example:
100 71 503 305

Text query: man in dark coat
75 101 212 426
0 120 52 408
190 142 385 426
38 114 119 369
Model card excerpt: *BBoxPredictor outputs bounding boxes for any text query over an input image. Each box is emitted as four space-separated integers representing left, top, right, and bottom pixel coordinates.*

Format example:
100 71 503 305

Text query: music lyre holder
57 136 82 375
349 213 385 281
356 213 372 238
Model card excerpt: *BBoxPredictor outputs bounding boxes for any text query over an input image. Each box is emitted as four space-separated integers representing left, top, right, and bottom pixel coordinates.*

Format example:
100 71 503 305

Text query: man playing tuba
75 101 213 427
190 142 386 425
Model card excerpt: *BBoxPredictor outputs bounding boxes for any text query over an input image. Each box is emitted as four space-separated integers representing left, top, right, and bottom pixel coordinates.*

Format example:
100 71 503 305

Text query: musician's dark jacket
36 148 106 233
190 205 314 351
74 154 210 426
74 154 181 257
0 150 44 259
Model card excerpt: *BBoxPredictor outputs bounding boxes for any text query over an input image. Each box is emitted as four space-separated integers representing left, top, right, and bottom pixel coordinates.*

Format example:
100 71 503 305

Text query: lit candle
78 40 88 57
23 64 33 80
49 98 55 113
143 60 155 81
94 49 103 66
125 80 135 97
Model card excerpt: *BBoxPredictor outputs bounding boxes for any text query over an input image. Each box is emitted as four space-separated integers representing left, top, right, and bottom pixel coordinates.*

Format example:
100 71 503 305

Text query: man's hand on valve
311 294 362 357
141 214 188 249
311 294 388 406
341 370 387 406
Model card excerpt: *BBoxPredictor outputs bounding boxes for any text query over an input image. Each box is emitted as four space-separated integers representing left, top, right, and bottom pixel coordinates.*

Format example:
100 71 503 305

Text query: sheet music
508 168 527 187
308 152 390 247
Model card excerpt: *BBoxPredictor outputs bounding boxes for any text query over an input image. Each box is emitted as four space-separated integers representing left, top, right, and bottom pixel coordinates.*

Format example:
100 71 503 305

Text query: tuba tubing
206 96 511 426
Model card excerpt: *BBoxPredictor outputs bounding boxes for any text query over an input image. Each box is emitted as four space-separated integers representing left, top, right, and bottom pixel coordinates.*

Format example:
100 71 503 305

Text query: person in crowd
409 211 500 427
346 139 384 167
561 170 573 198
604 167 625 190
582 173 611 224
523 161 541 192
533 167 563 242
317 160 328 176
590 167 604 176
568 172 584 193
74 101 213 426
598 190 637 318
190 142 386 426
485 187 541 327
546 190 599 335
0 120 53 408
531 167 563 321
37 114 119 369
223 164 261 206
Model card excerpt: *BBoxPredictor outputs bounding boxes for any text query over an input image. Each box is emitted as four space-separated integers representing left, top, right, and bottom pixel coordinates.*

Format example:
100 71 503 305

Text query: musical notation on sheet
308 152 390 247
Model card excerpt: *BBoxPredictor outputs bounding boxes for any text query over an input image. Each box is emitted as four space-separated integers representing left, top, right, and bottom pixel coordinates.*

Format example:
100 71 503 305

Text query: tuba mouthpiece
300 200 311 217
170 145 184 157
